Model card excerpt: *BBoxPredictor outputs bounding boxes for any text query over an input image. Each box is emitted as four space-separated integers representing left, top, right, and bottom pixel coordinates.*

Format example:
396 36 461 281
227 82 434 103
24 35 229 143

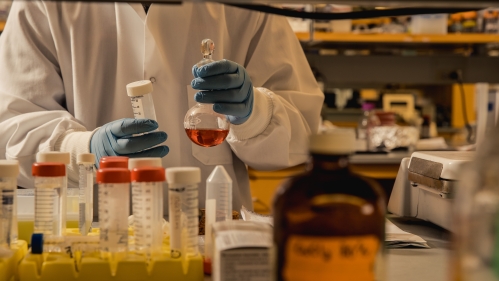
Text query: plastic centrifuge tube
96 168 130 259
77 153 95 236
99 156 129 169
205 165 232 261
127 80 157 122
32 162 66 252
0 160 19 256
131 167 165 258
166 167 201 259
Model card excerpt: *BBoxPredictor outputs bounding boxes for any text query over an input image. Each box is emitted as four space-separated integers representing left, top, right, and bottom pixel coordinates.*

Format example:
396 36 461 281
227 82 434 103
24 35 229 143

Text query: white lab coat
0 1 324 213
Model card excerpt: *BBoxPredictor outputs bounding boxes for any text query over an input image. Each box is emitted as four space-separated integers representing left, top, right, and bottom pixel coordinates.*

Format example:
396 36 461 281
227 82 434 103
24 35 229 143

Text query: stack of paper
386 219 429 248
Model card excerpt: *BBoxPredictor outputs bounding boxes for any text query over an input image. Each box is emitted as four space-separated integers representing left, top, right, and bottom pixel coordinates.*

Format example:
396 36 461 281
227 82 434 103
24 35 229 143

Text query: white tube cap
128 158 163 170
309 128 356 155
126 80 153 97
77 153 95 165
36 151 70 165
0 160 19 177
166 167 201 184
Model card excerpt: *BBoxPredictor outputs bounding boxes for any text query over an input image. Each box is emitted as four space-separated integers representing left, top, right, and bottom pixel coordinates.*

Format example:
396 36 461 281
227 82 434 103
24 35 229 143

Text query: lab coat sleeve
0 1 92 188
226 12 324 170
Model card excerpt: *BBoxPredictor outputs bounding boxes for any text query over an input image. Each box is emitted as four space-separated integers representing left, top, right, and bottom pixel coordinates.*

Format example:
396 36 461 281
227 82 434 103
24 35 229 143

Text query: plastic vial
77 153 95 236
184 39 230 147
205 165 232 261
273 129 386 281
128 157 163 170
96 168 130 259
0 160 19 255
99 156 129 169
357 103 381 152
166 167 201 258
32 163 66 245
131 167 165 258
127 80 157 122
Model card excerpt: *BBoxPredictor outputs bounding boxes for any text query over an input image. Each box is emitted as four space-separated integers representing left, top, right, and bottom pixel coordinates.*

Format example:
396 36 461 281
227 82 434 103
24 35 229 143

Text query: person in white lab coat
0 1 324 212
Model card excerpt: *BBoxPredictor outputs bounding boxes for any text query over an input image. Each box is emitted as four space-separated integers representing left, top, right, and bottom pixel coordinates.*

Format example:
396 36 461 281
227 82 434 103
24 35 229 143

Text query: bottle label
283 235 380 281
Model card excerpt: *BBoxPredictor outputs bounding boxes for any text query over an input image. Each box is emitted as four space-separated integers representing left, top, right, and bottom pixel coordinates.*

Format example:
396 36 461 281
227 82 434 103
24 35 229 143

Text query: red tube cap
99 156 129 169
32 163 66 177
96 168 130 184
131 167 166 182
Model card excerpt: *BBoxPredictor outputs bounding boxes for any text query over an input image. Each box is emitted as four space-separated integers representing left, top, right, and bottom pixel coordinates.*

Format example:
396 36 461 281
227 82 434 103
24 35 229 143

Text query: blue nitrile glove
90 118 169 167
191 59 254 125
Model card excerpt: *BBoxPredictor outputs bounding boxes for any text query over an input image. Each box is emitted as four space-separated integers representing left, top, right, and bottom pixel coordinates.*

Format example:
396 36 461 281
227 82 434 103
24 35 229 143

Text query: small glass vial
184 39 230 147
32 162 66 250
126 80 158 122
77 153 95 236
131 167 165 258
166 167 201 258
99 156 129 169
0 160 19 255
273 129 386 281
96 168 130 259
357 102 381 152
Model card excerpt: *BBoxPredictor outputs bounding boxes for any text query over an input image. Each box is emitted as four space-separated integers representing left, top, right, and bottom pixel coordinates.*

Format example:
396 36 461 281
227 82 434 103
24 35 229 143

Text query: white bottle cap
77 153 95 165
309 128 356 155
36 151 70 165
166 167 201 184
207 165 232 184
0 160 19 177
128 158 163 170
126 80 153 97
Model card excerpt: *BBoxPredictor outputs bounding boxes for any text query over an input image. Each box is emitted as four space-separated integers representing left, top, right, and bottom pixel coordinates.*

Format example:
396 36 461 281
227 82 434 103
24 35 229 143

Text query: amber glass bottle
273 129 386 281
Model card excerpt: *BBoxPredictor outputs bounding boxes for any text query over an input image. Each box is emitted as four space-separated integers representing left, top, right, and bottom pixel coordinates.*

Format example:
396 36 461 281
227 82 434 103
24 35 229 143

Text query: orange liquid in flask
185 129 229 147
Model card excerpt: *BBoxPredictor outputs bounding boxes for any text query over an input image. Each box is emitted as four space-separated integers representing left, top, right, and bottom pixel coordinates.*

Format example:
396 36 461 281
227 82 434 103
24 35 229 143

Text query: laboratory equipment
128 157 163 170
131 167 165 258
32 162 66 252
96 168 130 259
77 153 95 236
273 129 385 281
388 151 474 231
127 80 158 122
184 39 230 147
211 221 273 281
99 156 129 169
0 160 19 255
357 102 380 151
166 167 201 259
205 165 232 261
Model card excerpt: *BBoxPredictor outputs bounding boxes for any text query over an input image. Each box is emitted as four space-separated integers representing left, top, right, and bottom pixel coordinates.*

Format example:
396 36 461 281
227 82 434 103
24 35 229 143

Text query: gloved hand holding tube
191 59 254 125
90 118 169 168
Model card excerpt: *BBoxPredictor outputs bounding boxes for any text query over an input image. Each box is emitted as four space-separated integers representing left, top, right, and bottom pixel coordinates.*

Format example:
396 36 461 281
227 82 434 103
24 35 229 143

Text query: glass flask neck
309 153 350 172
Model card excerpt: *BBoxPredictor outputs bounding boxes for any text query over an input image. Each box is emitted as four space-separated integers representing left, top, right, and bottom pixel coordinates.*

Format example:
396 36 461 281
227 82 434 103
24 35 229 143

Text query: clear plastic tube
98 183 129 256
78 164 93 236
132 181 163 257
169 183 199 258
0 176 16 250
130 94 157 122
34 176 65 238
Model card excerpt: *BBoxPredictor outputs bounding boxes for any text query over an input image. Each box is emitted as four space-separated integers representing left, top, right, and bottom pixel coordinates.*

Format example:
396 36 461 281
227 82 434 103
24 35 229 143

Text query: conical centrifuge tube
184 39 230 147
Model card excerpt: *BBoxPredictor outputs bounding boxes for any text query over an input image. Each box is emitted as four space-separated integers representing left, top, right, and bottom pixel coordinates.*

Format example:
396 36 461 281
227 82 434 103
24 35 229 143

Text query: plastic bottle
357 102 381 151
126 80 158 122
77 153 95 236
96 168 130 260
273 129 386 281
205 165 232 261
166 167 200 259
0 160 19 256
32 162 66 252
131 167 165 258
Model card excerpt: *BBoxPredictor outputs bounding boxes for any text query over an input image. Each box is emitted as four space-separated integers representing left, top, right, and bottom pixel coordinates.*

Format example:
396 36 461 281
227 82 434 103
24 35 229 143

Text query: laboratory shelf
296 32 499 44
0 240 28 281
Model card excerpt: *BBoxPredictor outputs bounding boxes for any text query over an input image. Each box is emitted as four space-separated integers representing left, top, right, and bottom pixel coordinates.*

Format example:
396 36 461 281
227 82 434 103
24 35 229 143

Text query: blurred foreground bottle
452 123 499 281
273 129 385 281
